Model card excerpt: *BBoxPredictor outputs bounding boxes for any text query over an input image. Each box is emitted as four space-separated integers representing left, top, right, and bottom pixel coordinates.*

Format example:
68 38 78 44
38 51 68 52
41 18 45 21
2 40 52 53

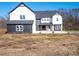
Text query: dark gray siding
23 24 32 33
7 24 32 33
7 24 16 33
7 20 33 33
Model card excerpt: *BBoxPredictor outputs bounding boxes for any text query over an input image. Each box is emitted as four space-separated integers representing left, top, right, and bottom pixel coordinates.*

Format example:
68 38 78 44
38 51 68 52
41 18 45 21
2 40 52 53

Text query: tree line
58 8 79 31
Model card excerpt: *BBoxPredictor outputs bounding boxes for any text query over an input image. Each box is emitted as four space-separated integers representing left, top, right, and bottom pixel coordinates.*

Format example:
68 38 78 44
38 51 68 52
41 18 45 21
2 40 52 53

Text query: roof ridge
9 2 34 14
34 10 57 12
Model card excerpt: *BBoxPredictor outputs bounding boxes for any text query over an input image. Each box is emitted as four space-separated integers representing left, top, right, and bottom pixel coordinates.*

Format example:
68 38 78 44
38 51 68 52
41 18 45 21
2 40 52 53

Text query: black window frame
20 15 25 19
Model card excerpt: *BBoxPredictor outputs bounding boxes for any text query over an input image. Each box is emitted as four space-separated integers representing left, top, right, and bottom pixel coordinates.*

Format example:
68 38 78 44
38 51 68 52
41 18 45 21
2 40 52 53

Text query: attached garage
7 20 33 33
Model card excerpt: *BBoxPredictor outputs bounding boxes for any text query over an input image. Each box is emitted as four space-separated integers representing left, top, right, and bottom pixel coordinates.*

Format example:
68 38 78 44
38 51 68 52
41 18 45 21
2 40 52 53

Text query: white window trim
16 25 24 32
41 18 50 23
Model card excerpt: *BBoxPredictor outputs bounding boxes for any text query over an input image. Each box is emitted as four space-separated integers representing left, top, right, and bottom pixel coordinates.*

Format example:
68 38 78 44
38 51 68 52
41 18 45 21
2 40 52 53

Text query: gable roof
9 2 61 19
9 2 34 14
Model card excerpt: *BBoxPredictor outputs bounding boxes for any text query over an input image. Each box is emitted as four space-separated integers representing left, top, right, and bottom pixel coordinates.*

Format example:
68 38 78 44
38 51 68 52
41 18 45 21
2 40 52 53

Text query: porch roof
39 23 52 26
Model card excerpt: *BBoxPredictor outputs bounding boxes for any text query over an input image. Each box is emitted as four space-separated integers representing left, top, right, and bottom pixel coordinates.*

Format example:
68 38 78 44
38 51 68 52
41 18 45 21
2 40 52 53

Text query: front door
54 25 61 31
42 25 46 30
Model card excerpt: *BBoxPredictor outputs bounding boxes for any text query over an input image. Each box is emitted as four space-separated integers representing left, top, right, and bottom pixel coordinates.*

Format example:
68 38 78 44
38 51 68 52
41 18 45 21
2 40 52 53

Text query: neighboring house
7 2 63 33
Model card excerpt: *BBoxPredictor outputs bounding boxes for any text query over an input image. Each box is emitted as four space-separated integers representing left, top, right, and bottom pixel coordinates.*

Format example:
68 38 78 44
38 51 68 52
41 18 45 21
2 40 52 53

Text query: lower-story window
54 25 61 31
16 25 24 32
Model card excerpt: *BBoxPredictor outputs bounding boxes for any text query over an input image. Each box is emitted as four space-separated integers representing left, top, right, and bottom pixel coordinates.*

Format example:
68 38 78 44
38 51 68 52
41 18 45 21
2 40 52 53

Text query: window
20 15 22 19
46 18 48 21
41 18 50 21
23 15 25 19
20 15 25 19
56 18 59 21
54 25 61 31
16 25 24 32
41 18 50 23
42 18 44 21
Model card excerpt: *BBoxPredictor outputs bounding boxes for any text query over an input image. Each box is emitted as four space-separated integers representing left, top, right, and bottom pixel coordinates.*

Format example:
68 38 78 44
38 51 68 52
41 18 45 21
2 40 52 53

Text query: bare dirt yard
0 34 79 56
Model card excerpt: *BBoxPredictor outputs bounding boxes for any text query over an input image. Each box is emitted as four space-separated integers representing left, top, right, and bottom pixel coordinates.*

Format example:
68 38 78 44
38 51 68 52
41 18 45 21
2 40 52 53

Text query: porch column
46 26 49 31
52 25 54 31
61 24 62 31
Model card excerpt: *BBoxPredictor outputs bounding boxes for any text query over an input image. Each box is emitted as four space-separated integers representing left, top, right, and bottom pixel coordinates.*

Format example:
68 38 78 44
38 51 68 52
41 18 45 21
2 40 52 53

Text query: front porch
35 24 66 34
38 24 62 31
39 25 52 31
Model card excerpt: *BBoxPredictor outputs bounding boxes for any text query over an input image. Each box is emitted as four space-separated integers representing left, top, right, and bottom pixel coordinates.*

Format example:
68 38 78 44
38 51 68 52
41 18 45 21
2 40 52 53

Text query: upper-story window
42 18 50 21
56 18 59 21
20 15 25 19
41 18 50 23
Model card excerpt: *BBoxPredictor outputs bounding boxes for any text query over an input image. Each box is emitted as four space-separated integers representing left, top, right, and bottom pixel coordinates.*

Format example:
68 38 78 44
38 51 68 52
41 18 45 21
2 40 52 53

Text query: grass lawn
0 34 78 56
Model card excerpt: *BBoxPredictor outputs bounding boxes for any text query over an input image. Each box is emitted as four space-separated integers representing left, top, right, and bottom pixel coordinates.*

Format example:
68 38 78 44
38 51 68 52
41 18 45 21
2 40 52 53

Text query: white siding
52 14 62 24
10 6 35 20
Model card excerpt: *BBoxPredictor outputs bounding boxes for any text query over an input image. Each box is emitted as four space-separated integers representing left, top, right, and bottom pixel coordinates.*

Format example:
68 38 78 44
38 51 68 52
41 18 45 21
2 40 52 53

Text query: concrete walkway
34 31 79 34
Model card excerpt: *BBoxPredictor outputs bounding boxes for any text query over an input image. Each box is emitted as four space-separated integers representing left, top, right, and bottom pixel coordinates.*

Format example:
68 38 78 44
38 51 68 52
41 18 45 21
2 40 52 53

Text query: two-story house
7 2 63 33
